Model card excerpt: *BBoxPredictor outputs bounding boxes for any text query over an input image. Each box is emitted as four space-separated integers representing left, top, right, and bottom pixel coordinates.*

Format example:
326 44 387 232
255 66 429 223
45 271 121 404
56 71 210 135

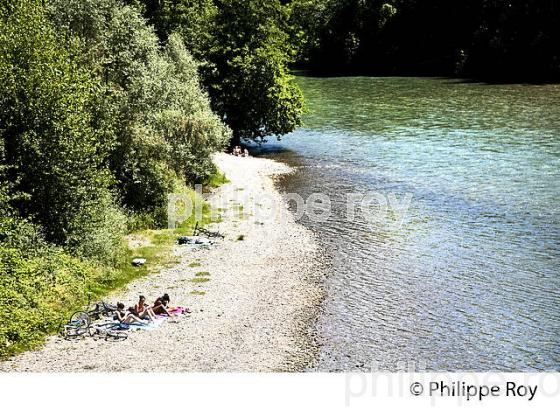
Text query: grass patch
0 185 220 359
190 290 206 296
195 271 210 277
202 171 229 192
232 203 246 219
104 232 179 293
188 260 201 268
115 189 218 287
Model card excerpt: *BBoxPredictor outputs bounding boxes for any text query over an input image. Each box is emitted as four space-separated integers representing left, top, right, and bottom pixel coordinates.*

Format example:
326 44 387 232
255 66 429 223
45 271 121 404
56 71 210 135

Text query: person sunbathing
152 293 191 316
152 294 172 316
115 302 147 324
131 295 157 321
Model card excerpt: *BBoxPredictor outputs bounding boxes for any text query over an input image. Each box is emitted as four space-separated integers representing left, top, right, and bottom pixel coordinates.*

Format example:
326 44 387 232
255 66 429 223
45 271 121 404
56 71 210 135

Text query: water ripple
267 77 560 371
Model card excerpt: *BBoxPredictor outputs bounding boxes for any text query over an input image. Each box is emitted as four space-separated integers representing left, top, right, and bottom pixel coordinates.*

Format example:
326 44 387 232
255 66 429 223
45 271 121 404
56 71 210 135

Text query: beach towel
168 307 187 315
155 307 188 317
129 317 167 330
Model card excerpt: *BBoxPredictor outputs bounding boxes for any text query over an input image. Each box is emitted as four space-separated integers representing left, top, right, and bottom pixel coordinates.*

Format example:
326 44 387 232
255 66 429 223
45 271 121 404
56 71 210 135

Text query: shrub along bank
0 0 228 358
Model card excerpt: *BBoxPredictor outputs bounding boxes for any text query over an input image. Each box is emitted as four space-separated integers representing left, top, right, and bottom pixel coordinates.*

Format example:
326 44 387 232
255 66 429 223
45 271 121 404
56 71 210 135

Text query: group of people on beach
232 145 249 157
114 294 190 325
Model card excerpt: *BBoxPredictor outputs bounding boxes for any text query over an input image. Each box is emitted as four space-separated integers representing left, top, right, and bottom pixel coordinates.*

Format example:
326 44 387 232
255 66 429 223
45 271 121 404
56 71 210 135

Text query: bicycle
88 322 128 341
192 221 224 239
60 292 117 339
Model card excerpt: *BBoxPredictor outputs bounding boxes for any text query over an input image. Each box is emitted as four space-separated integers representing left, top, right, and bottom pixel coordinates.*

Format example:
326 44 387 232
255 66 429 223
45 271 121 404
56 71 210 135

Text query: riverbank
0 153 325 372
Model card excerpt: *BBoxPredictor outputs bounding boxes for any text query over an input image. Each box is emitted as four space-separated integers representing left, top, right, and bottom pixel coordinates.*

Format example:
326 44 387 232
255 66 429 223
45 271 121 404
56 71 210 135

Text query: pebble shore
0 153 325 372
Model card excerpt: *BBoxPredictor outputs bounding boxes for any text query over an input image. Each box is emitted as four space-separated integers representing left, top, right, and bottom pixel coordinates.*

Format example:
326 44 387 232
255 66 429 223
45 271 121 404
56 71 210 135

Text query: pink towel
154 307 189 317
168 306 187 315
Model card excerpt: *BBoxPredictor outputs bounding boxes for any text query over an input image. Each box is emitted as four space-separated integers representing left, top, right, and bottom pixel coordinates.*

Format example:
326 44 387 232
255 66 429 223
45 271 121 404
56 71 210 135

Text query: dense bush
0 163 98 357
48 0 230 223
0 241 104 358
136 0 306 144
0 0 230 358
0 0 127 265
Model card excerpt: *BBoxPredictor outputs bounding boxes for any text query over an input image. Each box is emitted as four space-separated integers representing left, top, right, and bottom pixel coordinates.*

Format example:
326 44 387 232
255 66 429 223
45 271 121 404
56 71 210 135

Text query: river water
256 77 560 371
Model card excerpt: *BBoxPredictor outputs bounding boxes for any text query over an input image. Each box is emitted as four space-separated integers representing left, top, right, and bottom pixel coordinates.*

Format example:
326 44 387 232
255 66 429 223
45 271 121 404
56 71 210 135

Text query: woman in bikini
152 293 191 316
115 302 147 324
131 295 157 321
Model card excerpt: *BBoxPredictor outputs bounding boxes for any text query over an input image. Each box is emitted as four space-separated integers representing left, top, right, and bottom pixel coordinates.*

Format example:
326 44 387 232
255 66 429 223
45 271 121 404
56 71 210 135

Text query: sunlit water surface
256 77 560 371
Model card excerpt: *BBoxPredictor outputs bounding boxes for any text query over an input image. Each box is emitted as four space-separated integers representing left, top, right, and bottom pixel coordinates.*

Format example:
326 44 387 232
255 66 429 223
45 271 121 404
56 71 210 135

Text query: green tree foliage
0 0 126 357
466 0 560 80
206 0 305 143
0 0 126 264
48 0 230 223
132 0 218 55
0 0 229 358
287 0 560 81
137 0 306 144
286 0 329 64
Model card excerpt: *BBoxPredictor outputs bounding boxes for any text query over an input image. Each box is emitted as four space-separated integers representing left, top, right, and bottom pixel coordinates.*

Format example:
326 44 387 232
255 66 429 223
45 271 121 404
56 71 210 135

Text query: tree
204 0 305 144
137 0 306 145
0 0 126 264
287 0 560 81
48 0 230 225
465 0 560 81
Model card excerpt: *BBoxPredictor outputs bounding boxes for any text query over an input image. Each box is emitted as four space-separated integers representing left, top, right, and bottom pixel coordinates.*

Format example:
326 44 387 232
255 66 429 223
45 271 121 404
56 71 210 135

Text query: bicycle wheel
100 302 117 318
62 324 88 339
69 311 91 329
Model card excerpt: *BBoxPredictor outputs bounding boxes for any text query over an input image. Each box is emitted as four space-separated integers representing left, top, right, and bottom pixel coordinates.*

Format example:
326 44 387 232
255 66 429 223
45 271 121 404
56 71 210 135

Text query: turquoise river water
258 76 560 371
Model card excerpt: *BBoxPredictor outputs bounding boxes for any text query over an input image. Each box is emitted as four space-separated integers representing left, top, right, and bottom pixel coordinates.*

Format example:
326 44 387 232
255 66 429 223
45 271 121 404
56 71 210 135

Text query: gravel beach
0 153 325 372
